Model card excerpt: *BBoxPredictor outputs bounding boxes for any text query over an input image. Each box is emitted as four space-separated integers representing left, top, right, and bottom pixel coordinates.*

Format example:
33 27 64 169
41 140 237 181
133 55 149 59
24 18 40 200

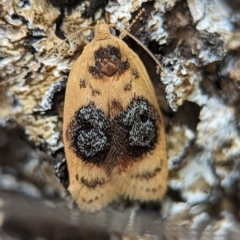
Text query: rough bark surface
0 0 240 239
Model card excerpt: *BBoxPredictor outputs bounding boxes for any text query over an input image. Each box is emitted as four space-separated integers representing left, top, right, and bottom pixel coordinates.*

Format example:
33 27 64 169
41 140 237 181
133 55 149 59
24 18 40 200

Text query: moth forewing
63 20 167 212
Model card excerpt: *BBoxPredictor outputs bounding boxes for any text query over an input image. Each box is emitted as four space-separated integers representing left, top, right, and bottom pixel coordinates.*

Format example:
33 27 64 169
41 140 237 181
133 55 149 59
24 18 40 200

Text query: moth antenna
110 9 164 73
0 26 94 86
120 29 164 72
108 9 145 34
128 8 145 30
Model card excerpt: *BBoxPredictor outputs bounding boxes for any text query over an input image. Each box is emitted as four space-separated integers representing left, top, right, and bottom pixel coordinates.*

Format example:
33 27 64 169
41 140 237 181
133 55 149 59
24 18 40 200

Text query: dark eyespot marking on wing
103 97 160 171
66 98 159 171
66 102 111 166
115 97 159 158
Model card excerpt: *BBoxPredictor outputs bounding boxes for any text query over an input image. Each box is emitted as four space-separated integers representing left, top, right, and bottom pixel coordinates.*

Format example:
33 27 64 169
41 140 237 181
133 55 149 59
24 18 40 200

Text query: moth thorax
94 21 111 41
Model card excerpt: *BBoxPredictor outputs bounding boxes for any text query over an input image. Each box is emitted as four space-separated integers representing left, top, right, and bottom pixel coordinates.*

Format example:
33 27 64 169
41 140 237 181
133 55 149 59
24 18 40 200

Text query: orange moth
63 16 168 212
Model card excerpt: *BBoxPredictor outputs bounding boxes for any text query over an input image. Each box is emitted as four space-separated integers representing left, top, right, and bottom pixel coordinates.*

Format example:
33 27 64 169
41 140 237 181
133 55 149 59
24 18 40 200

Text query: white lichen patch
187 81 209 107
61 5 93 36
167 123 195 170
0 24 27 42
196 98 240 192
106 0 132 28
196 98 240 160
187 0 235 45
161 197 190 219
154 0 180 13
132 0 149 12
191 212 211 232
169 148 218 204
202 213 240 240
0 0 90 152
107 0 169 46
25 116 63 152
18 1 59 30
146 13 168 45
161 59 201 111
166 96 240 216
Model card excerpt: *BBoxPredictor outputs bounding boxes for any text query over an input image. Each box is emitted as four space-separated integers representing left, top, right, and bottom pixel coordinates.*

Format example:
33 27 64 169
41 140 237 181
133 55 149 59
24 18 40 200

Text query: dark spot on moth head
115 97 159 158
79 79 86 88
95 46 120 77
89 45 130 78
81 177 106 189
66 102 111 166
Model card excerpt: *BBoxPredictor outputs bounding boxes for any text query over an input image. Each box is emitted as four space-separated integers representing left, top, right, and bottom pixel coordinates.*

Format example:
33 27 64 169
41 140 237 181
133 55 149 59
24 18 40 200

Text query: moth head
94 20 111 41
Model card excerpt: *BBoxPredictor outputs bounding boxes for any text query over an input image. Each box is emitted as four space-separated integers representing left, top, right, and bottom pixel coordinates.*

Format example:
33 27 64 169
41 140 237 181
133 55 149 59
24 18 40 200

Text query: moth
63 15 168 212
